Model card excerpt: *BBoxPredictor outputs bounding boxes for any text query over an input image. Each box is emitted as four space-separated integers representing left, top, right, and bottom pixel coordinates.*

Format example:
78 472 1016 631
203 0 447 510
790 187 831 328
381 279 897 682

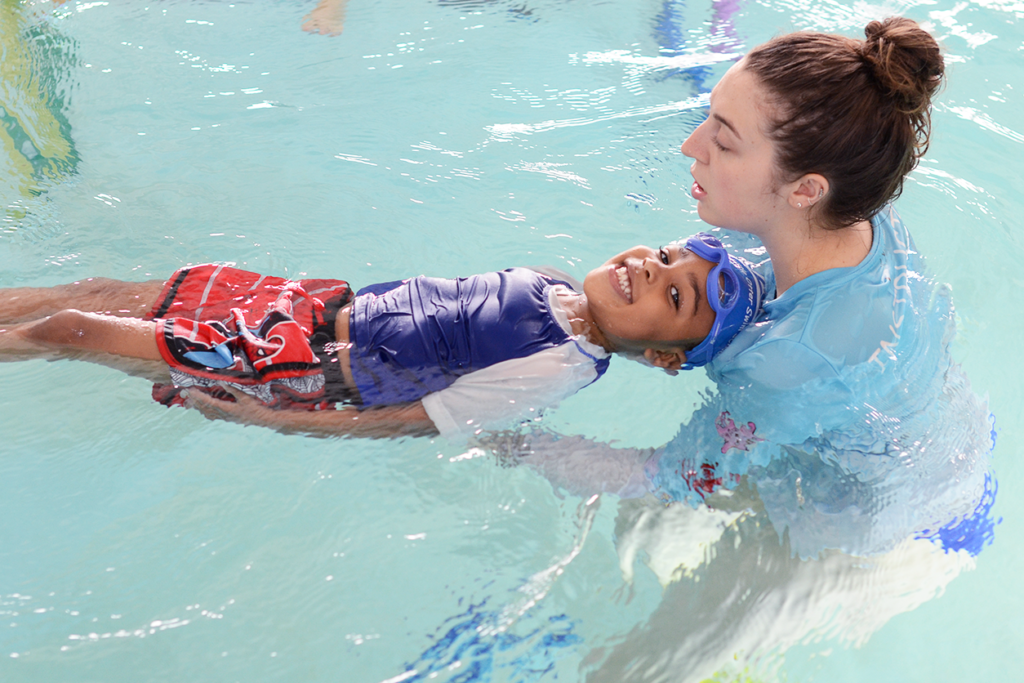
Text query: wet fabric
146 263 353 330
146 264 353 409
650 208 996 558
349 268 610 436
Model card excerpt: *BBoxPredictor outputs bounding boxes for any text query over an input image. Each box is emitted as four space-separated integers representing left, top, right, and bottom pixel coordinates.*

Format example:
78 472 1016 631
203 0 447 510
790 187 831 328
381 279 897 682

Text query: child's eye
670 285 680 309
659 248 670 265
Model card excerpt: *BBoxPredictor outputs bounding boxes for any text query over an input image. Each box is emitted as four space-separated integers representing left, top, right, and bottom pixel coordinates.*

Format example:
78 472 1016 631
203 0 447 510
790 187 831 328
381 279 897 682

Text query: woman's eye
670 285 680 309
712 136 727 151
659 248 670 265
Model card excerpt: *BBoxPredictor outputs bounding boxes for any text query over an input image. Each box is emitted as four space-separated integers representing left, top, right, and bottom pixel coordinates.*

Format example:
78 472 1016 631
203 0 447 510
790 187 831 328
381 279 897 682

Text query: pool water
1 0 1022 681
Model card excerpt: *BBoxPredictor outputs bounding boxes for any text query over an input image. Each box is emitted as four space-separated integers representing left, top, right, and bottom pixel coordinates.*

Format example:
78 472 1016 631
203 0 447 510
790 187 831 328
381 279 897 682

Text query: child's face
583 244 716 352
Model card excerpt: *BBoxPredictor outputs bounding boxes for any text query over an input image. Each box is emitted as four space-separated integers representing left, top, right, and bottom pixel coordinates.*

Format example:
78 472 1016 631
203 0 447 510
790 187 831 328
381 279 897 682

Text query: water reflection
594 493 979 682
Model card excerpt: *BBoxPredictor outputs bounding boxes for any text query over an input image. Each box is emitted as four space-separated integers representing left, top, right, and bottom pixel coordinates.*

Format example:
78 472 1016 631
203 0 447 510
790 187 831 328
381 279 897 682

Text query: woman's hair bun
860 17 944 114
744 17 944 227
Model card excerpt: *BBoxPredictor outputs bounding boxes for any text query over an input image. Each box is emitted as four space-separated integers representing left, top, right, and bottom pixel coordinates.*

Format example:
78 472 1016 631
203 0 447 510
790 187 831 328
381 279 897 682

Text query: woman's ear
788 173 829 210
643 347 686 372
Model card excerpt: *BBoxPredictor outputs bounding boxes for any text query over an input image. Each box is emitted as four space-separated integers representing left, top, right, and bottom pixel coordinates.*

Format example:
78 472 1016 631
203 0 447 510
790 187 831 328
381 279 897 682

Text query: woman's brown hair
745 17 944 229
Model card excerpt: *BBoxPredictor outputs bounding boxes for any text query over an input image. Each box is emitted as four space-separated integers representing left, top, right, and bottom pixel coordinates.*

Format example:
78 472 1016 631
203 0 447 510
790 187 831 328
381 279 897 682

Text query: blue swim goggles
679 233 765 369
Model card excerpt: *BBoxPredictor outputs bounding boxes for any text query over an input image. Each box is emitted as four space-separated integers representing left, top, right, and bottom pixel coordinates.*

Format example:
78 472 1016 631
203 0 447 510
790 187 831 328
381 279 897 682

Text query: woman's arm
186 386 438 438
479 428 658 499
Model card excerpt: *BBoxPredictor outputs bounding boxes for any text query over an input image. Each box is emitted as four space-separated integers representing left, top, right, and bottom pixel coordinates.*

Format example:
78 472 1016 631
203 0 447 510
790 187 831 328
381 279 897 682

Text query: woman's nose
681 120 706 161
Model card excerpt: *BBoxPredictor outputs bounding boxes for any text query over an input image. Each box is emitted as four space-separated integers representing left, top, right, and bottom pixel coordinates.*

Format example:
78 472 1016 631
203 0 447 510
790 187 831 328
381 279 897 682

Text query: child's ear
643 347 686 373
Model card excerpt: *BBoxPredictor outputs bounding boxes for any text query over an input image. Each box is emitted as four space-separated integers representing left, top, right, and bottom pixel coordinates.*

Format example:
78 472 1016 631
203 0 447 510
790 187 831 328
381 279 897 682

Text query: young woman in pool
655 17 997 520
0 234 764 439
514 17 994 555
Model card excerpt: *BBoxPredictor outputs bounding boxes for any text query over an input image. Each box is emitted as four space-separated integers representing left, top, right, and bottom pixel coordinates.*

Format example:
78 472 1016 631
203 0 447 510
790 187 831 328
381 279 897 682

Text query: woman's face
681 61 785 236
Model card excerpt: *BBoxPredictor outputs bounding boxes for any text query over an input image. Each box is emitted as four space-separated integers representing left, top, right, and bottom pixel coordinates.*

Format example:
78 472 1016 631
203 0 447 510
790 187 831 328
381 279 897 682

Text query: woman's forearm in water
478 429 658 498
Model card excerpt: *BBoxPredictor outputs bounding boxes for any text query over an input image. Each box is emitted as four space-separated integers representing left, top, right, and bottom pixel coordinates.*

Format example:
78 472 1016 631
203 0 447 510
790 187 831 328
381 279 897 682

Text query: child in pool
0 233 763 438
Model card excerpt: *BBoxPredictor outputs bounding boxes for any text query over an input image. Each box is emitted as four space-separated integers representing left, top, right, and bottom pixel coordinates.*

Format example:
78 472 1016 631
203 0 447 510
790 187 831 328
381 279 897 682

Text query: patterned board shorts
146 264 353 409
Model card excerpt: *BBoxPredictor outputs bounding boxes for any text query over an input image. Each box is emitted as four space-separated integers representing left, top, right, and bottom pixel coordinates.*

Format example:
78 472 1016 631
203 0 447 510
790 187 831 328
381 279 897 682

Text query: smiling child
0 233 763 438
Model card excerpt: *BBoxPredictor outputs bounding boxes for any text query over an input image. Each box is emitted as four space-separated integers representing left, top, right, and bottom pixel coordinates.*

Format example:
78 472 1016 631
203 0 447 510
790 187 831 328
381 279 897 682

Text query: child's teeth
616 266 632 302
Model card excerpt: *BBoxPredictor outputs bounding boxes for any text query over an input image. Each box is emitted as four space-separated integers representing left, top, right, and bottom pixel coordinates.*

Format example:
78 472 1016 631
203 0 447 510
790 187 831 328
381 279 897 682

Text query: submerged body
515 21 1000 680
512 18 996 561
663 19 996 555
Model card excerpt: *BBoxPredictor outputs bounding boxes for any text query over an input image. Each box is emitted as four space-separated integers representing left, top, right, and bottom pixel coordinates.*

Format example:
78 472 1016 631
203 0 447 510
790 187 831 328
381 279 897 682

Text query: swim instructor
525 17 995 559
652 16 994 555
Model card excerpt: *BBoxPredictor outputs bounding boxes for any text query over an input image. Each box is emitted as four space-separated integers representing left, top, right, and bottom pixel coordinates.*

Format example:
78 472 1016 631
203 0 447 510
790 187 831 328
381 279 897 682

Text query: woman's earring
797 202 803 208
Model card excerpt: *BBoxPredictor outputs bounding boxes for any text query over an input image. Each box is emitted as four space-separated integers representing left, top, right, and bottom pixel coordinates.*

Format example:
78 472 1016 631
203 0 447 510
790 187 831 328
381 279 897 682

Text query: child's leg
0 278 165 323
0 310 161 361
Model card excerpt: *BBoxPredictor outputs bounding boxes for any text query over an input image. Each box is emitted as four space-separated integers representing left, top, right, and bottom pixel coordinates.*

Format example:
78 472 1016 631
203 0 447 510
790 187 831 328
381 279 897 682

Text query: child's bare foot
302 0 347 36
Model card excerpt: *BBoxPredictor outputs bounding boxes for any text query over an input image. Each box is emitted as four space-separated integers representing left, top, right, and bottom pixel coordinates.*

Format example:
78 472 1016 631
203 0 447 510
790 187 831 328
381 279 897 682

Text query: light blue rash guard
650 207 997 558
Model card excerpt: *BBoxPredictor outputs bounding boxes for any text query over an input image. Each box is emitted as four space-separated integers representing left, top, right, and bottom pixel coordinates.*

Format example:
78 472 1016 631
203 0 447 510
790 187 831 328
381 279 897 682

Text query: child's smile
612 264 633 303
582 244 717 352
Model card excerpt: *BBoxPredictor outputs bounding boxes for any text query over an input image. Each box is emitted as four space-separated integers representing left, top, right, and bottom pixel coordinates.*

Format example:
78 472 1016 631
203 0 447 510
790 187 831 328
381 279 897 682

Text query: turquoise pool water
1 0 1022 681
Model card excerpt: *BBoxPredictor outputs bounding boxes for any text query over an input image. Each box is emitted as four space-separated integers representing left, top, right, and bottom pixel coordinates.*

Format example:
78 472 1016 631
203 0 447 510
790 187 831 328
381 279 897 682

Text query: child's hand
183 384 436 438
184 385 274 426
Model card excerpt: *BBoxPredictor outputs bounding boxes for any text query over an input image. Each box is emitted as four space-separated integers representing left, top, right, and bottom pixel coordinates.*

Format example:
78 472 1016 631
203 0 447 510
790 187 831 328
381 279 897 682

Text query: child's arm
186 385 438 438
